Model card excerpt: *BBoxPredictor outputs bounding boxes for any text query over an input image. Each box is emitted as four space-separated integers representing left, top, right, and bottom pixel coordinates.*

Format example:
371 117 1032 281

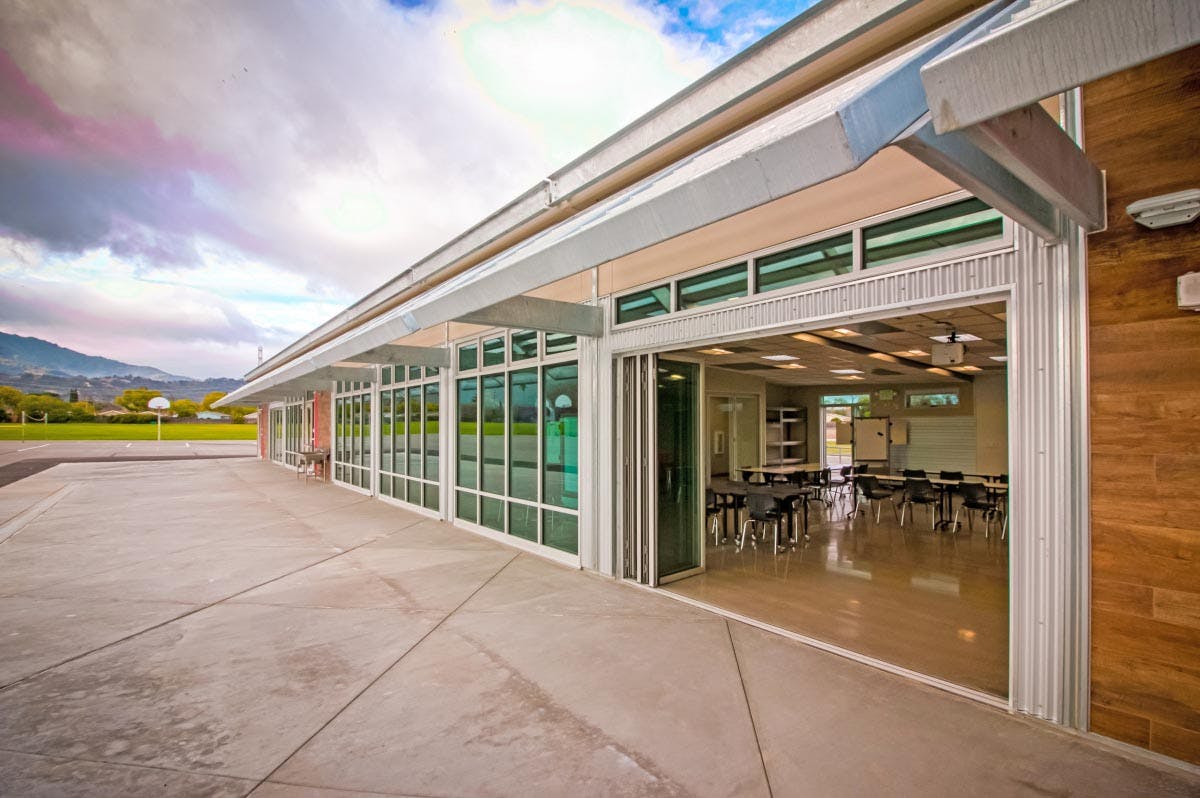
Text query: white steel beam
312 366 376 382
344 344 450 368
922 0 1200 133
451 296 604 337
962 104 1105 231
897 117 1062 242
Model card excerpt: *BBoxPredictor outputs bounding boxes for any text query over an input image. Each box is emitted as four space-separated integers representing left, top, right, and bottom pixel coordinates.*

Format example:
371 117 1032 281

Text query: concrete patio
0 458 1195 797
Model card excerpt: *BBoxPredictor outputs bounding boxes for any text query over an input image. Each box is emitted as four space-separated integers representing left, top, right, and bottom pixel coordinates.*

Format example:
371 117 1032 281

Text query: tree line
0 386 255 423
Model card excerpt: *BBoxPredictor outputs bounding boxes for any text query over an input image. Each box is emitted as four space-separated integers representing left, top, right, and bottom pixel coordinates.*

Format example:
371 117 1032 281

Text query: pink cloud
0 48 260 264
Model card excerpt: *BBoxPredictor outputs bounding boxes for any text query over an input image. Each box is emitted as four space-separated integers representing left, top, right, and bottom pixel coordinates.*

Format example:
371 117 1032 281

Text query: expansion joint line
726 619 774 798
244 551 522 798
0 515 427 693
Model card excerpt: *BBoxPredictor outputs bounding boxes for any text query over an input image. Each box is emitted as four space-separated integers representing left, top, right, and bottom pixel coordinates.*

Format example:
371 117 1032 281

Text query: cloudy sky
0 0 805 378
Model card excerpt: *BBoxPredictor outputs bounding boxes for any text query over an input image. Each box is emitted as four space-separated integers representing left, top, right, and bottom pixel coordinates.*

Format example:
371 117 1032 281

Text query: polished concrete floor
668 491 1009 696
0 459 1195 797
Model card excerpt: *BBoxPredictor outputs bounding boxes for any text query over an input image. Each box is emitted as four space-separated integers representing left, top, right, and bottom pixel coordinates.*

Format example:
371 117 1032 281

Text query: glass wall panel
616 285 670 324
543 510 578 555
511 330 538 362
481 496 505 532
755 233 853 293
459 344 478 371
409 366 422 381
509 502 537 542
481 374 506 495
456 490 477 523
864 198 1002 269
424 383 439 480
545 332 577 355
543 364 579 509
457 377 478 489
361 394 371 469
407 386 421 478
380 390 392 474
393 389 406 475
483 336 505 367
352 395 362 467
677 262 747 309
423 483 439 511
509 368 539 501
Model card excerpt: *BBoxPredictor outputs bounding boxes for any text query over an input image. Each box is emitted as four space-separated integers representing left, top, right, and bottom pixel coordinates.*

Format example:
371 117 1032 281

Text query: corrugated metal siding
891 418 978 473
607 248 1018 353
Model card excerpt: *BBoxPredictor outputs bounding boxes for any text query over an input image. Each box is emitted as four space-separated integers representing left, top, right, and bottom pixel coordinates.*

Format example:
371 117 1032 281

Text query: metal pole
157 411 162 442
20 411 25 442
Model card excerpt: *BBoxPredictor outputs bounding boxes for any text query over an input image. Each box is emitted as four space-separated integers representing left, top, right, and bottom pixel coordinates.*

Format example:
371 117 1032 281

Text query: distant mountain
0 331 187 381
0 371 245 404
0 332 245 403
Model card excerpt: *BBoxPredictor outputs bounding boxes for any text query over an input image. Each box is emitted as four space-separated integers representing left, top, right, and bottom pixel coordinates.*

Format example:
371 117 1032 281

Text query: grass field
0 423 258 441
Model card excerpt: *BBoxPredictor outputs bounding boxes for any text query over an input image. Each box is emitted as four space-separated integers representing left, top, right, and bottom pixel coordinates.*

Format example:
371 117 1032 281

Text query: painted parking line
125 443 132 448
16 443 51 452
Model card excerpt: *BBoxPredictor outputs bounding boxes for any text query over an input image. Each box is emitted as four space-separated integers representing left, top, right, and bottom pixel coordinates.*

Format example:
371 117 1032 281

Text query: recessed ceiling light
925 367 952 376
830 369 863 375
667 374 686 381
953 365 982 372
774 363 807 370
697 348 733 355
791 332 824 344
890 349 929 358
990 355 1008 362
868 353 898 362
819 327 861 338
930 333 981 343
837 375 865 381
761 354 800 361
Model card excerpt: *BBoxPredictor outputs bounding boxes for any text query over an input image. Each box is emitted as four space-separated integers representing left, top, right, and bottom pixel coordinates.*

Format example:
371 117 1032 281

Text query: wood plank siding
1084 45 1200 765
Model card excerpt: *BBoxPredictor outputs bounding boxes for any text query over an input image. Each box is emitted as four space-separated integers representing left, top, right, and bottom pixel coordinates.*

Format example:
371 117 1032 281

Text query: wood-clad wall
1085 45 1200 765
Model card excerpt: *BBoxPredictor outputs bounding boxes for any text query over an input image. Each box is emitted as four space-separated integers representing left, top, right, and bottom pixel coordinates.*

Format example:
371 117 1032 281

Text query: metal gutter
245 0 988 381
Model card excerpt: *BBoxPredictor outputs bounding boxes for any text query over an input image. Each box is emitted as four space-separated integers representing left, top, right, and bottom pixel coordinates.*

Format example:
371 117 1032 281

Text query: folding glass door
619 354 702 586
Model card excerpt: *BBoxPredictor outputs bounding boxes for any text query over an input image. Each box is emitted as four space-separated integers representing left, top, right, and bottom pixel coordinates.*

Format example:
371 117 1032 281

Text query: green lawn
0 423 258 441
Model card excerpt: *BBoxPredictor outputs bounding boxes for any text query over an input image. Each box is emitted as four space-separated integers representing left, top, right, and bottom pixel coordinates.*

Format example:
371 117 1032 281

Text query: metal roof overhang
221 0 1097 407
921 0 1200 134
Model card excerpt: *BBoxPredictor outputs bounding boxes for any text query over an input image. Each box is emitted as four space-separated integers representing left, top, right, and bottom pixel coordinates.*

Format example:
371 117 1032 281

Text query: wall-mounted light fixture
1126 189 1199 229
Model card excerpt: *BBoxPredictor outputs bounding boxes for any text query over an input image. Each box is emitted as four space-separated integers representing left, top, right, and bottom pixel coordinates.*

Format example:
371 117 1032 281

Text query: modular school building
219 0 1200 768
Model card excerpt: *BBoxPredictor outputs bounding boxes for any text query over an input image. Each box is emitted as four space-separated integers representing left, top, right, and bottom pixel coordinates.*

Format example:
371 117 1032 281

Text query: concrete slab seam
245 551 523 798
725 619 774 798
0 744 258 790
0 482 79 545
0 525 429 693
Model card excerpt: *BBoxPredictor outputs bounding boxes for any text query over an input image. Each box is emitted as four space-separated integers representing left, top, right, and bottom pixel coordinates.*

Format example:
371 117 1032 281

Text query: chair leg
899 501 908 528
951 506 961 535
929 503 936 531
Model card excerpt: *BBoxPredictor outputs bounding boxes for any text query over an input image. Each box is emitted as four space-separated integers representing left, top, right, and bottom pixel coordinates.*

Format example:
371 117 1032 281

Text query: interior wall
972 374 1008 476
764 380 1007 473
1084 45 1200 765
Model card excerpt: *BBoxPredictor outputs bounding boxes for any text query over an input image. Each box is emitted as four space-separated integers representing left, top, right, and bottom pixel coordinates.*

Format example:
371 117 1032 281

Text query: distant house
196 410 231 421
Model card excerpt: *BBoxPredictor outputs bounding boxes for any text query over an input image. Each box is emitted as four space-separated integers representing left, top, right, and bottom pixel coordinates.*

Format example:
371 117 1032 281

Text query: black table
709 478 816 552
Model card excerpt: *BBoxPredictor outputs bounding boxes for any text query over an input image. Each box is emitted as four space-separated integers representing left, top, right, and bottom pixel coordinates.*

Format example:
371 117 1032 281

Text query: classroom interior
662 301 1010 697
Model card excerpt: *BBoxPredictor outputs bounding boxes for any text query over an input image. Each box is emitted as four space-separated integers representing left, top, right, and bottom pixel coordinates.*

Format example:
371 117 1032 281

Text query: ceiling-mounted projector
931 342 965 365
